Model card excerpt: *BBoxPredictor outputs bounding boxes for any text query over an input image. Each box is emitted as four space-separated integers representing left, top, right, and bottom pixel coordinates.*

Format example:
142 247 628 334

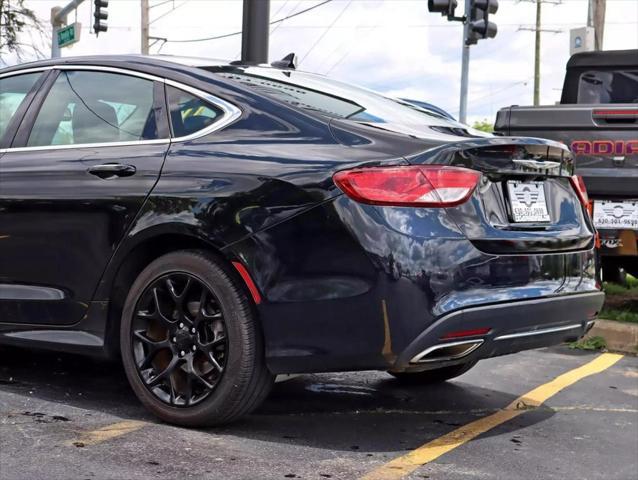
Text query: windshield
212 66 453 127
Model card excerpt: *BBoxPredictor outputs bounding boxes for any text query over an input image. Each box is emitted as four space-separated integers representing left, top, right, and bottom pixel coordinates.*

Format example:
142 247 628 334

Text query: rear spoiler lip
404 136 573 177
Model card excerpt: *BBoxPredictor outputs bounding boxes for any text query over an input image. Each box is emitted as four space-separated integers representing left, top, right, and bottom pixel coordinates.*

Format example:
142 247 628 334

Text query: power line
270 0 293 34
149 0 176 9
164 0 333 43
299 0 353 65
150 0 191 25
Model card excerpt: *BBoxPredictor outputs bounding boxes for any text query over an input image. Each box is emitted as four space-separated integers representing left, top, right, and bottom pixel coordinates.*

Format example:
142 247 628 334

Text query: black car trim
394 291 604 370
0 284 67 300
0 70 50 149
9 68 60 150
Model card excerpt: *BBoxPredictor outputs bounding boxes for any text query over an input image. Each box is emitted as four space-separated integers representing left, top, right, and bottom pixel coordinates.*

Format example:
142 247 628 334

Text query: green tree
0 0 45 64
472 119 494 133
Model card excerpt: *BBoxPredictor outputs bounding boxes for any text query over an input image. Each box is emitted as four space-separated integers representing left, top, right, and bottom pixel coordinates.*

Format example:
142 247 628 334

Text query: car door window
0 72 41 141
27 70 159 147
166 85 223 138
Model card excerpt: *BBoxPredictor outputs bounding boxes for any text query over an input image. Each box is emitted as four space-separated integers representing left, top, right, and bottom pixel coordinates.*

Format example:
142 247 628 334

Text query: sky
4 0 638 125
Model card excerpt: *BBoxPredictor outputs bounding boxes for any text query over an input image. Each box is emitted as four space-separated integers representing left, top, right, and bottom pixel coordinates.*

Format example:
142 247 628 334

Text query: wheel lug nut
178 322 184 329
179 350 185 357
171 336 177 343
191 345 197 351
190 327 196 334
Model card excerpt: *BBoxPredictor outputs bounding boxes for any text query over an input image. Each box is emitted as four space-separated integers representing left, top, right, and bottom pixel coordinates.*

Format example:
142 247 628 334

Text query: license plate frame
507 180 551 223
593 199 638 231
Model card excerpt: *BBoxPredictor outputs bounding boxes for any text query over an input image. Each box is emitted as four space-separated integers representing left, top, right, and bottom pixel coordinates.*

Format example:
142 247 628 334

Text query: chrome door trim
0 139 170 153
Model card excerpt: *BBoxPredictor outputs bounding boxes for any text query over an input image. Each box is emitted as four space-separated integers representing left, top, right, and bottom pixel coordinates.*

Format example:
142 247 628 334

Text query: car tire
120 250 273 427
622 258 638 280
602 258 627 285
389 361 477 384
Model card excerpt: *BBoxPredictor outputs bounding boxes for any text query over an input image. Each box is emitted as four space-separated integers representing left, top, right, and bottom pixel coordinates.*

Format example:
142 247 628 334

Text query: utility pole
534 0 541 106
587 0 606 50
50 0 85 58
459 0 471 123
141 0 150 54
241 0 270 64
428 0 498 124
518 0 561 107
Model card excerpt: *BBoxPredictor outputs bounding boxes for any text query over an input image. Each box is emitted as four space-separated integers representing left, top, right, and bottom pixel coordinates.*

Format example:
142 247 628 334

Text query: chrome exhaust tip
410 339 484 364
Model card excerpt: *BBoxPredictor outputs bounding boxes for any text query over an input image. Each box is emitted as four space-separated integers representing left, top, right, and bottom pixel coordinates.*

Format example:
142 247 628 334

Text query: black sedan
0 55 603 426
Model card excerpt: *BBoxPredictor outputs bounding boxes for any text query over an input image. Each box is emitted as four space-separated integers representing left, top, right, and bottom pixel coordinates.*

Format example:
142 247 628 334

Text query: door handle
87 163 136 179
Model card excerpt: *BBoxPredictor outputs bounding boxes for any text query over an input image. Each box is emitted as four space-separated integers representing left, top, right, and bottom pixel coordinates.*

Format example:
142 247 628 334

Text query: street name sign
57 22 81 49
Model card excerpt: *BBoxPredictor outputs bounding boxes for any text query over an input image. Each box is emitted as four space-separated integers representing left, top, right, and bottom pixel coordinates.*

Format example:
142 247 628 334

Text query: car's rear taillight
569 175 592 216
333 165 480 207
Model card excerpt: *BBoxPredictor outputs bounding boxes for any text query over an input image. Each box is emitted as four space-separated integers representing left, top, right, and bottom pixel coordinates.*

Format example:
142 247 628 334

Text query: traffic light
93 0 108 35
466 0 498 45
428 0 458 17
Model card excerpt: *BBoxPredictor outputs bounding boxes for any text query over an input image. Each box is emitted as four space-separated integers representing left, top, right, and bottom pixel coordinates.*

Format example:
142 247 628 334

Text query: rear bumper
393 291 604 372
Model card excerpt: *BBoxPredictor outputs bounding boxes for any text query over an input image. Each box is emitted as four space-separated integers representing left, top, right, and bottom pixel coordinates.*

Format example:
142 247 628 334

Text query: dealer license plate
507 181 550 223
593 200 638 230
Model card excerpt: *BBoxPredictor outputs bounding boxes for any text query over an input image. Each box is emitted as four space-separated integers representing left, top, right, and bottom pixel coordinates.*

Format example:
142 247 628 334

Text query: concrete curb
586 319 638 354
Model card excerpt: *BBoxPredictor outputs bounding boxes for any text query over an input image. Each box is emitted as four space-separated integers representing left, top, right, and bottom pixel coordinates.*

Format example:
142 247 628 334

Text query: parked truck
495 49 638 281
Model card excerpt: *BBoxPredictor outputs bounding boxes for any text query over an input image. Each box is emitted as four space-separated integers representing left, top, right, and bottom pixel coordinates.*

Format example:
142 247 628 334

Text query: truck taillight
333 165 480 207
569 175 592 216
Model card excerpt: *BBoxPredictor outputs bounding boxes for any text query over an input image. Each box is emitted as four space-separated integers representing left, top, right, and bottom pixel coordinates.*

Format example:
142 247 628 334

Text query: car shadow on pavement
0 346 555 453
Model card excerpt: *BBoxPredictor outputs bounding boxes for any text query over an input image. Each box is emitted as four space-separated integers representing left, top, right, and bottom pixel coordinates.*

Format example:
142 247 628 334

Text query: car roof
566 49 638 69
0 54 234 74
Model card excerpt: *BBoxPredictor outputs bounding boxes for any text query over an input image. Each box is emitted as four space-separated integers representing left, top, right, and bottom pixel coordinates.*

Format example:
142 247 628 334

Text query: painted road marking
66 420 146 447
360 353 623 480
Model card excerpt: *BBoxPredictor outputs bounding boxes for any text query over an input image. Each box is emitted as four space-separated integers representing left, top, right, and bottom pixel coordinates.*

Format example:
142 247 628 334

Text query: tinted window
28 70 158 147
578 70 638 104
167 85 223 137
0 72 41 141
215 68 443 125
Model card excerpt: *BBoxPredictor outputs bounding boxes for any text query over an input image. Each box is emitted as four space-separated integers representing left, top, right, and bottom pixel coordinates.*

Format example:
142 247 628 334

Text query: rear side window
166 85 223 138
27 70 159 147
0 72 41 141
578 70 638 104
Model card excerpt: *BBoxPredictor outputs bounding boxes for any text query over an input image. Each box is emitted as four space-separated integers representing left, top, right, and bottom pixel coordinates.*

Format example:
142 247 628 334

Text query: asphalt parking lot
0 346 636 480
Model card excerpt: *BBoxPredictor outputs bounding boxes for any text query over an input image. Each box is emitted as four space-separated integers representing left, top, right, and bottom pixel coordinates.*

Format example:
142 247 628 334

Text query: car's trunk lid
406 137 595 254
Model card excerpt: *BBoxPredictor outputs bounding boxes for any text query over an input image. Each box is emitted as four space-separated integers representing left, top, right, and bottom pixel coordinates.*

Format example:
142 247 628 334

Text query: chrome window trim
164 78 242 144
0 138 170 153
0 66 52 79
0 64 241 153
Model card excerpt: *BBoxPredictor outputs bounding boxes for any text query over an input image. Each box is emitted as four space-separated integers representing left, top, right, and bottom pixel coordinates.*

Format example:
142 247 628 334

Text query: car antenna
271 53 297 70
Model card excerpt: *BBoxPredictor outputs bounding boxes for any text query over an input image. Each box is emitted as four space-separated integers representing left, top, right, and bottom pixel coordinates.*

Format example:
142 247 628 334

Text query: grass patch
569 336 607 351
602 274 637 323
600 308 638 324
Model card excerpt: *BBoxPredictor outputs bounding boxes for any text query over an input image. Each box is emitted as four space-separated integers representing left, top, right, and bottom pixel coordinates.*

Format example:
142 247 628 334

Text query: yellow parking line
360 353 623 480
66 420 147 447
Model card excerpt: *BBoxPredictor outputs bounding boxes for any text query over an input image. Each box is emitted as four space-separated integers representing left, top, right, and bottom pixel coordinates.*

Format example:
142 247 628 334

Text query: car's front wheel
120 250 273 426
389 361 477 384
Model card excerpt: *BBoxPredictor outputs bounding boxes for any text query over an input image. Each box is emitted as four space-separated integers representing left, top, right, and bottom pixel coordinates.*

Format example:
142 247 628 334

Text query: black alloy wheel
131 272 228 407
121 250 274 426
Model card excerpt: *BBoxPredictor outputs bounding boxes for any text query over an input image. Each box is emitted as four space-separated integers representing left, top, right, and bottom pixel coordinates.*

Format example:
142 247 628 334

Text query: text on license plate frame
507 180 551 223
593 199 638 231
